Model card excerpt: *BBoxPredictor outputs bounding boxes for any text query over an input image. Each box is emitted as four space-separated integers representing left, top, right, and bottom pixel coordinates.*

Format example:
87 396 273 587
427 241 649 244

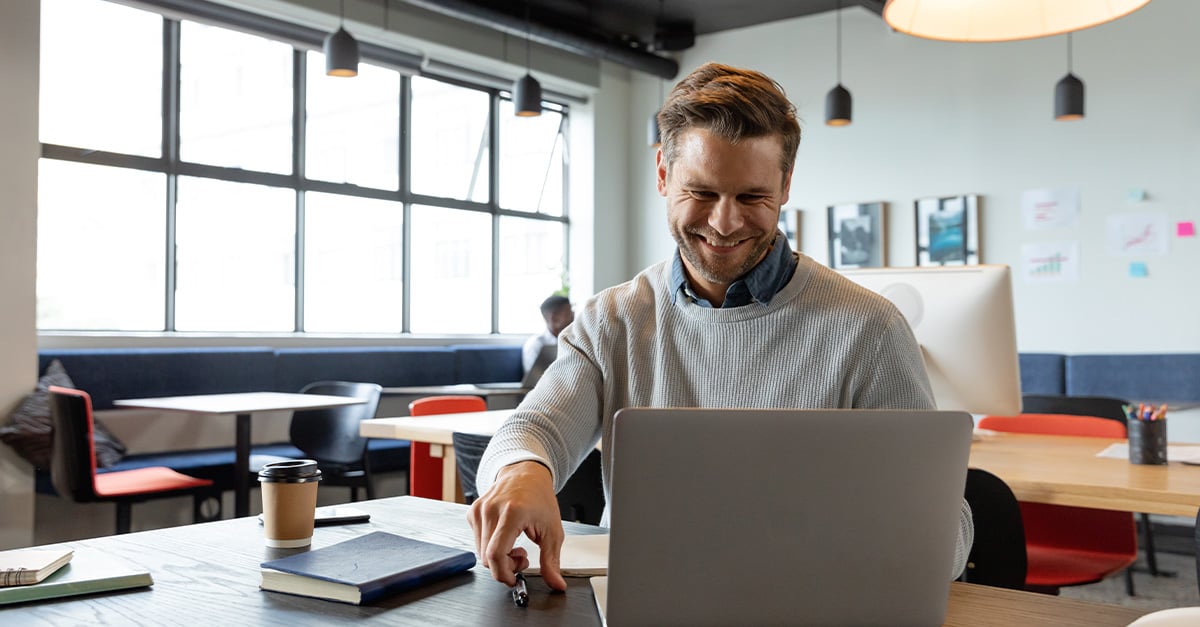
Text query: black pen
512 572 529 608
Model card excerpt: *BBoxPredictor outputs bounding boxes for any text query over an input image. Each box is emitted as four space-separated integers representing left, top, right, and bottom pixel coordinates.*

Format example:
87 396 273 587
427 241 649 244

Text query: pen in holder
1127 417 1167 465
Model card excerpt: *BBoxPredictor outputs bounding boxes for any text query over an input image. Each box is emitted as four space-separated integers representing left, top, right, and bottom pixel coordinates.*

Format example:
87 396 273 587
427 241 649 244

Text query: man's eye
689 191 716 199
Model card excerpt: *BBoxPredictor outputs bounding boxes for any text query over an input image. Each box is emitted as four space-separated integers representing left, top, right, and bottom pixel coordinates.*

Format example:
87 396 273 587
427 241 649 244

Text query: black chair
1022 393 1165 581
49 386 220 534
960 468 1027 590
256 381 383 502
451 432 606 525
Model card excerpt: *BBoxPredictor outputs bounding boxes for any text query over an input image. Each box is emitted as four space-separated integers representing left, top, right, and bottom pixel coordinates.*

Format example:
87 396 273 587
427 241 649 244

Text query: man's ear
780 167 794 206
656 148 668 197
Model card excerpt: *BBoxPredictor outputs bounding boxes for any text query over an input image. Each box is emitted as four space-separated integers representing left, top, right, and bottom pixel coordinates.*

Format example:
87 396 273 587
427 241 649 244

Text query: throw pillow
0 360 127 470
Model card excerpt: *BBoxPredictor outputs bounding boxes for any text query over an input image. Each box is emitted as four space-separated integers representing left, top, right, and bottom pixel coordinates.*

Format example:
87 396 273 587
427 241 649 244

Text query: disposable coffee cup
258 459 322 548
1128 419 1167 465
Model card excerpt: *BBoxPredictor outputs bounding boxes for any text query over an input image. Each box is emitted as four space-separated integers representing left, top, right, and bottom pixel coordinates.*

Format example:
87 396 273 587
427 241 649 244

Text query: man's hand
467 460 568 591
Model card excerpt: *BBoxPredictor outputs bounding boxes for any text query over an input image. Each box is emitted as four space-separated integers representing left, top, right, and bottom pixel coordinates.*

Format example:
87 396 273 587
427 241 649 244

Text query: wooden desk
969 431 1200 516
114 392 365 518
0 496 1148 625
383 383 530 398
360 410 513 502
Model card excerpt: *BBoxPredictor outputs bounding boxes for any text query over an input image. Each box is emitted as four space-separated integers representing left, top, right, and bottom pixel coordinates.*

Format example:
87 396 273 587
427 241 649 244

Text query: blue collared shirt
670 230 798 308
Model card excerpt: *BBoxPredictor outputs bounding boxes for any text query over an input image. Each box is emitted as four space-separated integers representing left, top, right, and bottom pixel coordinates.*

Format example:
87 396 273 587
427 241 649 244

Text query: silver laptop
476 344 556 390
605 408 973 627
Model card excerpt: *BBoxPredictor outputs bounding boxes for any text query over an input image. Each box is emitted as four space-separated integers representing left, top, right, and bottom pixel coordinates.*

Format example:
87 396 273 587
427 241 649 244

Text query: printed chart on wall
1021 241 1079 283
1107 212 1168 256
1021 188 1080 230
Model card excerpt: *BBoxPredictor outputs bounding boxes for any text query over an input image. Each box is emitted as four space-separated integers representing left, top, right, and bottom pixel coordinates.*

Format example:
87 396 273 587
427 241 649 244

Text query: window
37 0 569 336
36 160 166 331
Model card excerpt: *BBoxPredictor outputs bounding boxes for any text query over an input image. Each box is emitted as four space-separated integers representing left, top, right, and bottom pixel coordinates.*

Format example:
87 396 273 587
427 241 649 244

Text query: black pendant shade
825 84 852 127
323 26 359 77
1054 73 1085 121
513 73 542 117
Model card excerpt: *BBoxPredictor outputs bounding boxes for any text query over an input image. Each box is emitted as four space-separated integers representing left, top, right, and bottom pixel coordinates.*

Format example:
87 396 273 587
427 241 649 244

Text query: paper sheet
1095 443 1200 464
516 534 608 577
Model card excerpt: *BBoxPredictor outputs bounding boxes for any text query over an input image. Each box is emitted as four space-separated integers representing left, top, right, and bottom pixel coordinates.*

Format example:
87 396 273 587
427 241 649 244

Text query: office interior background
1 0 1198 548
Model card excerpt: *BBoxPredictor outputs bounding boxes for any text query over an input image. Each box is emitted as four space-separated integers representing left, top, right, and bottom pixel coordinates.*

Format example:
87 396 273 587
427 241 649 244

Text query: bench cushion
1018 353 1067 396
273 347 456 393
1067 354 1200 402
37 348 276 410
450 344 523 384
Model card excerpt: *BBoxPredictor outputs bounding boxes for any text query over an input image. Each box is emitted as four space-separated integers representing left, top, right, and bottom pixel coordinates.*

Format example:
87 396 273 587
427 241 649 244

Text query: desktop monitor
838 264 1022 416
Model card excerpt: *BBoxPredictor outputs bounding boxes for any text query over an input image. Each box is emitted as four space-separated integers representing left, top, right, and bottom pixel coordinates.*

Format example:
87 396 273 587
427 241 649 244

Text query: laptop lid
606 408 973 627
519 343 556 388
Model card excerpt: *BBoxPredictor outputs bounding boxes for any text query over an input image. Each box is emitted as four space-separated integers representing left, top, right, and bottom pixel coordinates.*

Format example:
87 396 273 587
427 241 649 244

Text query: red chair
407 395 487 500
48 386 218 534
977 413 1138 594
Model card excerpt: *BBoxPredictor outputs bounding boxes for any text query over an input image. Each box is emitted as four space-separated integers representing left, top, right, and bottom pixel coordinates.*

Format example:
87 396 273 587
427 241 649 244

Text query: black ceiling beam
856 0 886 16
398 0 680 79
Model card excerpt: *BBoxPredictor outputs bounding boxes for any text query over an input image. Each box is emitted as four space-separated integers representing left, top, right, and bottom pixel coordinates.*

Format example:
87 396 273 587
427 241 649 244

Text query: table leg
235 412 251 518
442 446 461 503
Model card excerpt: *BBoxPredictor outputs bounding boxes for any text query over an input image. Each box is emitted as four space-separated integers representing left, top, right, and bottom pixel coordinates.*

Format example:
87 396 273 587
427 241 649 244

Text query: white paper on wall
1021 241 1079 283
1021 188 1080 230
1106 212 1169 256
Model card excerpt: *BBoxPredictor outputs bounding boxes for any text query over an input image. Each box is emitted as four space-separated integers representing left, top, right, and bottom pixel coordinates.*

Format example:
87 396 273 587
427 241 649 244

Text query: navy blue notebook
260 531 476 605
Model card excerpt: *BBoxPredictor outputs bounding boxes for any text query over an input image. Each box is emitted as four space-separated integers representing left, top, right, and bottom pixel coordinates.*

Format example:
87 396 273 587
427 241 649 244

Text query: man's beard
671 223 773 286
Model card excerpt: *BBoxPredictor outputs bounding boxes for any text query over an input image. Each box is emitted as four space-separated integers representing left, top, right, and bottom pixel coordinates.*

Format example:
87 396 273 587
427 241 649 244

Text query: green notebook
0 548 152 606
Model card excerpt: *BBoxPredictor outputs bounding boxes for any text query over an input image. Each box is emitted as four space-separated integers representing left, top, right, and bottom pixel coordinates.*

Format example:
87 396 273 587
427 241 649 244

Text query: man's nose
708 196 746 236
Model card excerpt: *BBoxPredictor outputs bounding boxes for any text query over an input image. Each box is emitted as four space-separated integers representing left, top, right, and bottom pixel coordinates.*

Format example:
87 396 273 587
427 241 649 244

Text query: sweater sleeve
476 334 604 496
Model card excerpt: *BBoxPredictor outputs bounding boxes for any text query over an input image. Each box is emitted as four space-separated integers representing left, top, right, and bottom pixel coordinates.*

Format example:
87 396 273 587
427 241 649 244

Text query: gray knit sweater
477 252 973 576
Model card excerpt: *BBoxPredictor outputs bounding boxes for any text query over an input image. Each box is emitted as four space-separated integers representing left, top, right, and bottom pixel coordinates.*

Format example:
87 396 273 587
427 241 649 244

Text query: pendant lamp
882 0 1151 43
825 2 851 127
324 0 359 77
513 3 542 117
1054 33 1084 121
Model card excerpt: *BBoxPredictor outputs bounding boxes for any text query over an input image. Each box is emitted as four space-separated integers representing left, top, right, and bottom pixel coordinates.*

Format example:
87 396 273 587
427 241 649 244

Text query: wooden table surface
0 496 1149 626
969 431 1200 516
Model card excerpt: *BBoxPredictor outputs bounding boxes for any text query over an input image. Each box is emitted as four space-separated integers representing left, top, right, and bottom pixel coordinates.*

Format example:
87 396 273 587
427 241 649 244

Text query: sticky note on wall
1129 262 1148 278
1178 221 1196 237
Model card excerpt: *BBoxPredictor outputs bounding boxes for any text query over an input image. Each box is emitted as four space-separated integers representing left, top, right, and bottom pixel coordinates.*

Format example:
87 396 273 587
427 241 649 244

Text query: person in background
470 62 972 592
521 295 573 374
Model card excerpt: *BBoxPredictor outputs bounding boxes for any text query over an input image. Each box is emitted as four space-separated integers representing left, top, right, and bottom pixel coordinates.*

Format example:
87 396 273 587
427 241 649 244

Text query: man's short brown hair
656 63 801 180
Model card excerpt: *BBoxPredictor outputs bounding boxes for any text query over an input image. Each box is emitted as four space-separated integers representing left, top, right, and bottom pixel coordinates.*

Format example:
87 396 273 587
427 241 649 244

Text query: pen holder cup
1128 419 1167 465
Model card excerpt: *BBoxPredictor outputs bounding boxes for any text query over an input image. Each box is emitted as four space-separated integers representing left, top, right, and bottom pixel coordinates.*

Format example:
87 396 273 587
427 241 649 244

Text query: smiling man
469 63 972 591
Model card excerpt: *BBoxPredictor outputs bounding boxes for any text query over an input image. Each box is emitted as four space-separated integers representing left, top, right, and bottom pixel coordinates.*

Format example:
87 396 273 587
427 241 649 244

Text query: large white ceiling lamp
882 0 1152 42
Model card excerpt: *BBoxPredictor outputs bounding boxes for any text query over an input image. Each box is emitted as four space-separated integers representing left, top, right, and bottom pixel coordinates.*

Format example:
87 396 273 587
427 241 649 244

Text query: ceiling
477 0 882 48
400 0 885 77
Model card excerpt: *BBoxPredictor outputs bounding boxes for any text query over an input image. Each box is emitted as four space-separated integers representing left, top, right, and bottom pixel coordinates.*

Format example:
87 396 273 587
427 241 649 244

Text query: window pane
38 160 166 330
410 77 490 202
497 217 566 334
306 54 400 189
175 178 295 332
409 206 491 333
179 22 292 173
304 193 404 332
40 0 162 156
499 102 564 216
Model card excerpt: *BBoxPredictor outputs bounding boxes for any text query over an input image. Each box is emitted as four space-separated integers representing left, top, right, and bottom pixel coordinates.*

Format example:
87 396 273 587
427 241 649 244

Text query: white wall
0 1 40 549
628 0 1200 354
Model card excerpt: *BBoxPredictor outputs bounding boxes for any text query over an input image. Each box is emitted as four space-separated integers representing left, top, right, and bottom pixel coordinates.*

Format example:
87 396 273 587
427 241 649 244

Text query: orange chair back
978 413 1126 438
407 395 488 499
409 395 487 416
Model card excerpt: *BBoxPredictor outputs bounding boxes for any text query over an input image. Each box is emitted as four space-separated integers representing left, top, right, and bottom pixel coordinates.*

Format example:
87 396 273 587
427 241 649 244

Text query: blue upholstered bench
1066 354 1200 402
1018 353 1067 396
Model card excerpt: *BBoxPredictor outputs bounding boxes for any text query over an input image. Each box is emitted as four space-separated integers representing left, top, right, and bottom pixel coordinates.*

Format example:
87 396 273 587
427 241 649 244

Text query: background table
114 392 365 518
360 409 512 502
0 496 1148 625
969 431 1200 516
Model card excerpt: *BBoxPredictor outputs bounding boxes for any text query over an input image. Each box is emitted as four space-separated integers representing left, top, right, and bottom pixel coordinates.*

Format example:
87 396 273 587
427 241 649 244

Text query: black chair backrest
289 381 382 466
451 432 491 505
450 432 605 525
961 468 1027 590
48 387 100 503
1021 394 1129 424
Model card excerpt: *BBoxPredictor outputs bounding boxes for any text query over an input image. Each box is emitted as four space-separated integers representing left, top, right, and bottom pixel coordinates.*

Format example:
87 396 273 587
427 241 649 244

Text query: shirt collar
671 230 797 308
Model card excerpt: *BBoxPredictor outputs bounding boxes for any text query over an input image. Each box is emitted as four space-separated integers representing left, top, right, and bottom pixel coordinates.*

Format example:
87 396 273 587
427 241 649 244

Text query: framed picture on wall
778 208 802 250
915 195 980 266
827 202 886 269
